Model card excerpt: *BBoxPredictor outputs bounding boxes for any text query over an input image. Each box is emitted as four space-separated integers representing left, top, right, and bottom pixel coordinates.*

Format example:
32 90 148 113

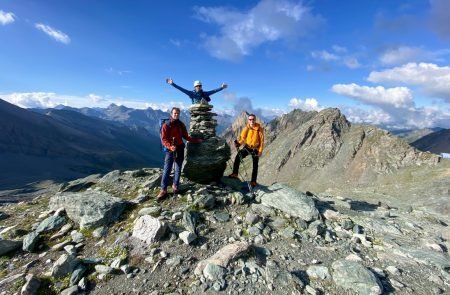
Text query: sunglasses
248 118 255 121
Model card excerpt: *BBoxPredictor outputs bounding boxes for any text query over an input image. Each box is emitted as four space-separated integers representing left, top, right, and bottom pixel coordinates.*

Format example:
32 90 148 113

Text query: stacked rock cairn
183 103 231 183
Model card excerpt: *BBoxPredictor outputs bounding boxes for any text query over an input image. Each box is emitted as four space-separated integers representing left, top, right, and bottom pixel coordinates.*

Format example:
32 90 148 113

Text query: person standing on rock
166 78 227 104
229 113 264 188
158 107 203 200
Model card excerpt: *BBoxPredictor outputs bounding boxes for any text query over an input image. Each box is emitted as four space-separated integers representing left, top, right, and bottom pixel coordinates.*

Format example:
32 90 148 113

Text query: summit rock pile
183 104 231 184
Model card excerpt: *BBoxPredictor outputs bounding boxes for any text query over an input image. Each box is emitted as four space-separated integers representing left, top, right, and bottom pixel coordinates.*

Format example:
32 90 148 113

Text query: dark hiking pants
161 147 184 189
232 147 259 183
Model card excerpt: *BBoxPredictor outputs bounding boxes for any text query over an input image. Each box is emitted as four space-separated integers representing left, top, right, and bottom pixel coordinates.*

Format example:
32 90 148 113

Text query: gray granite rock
20 273 40 295
70 264 86 285
260 183 319 221
52 254 80 278
307 265 330 280
22 231 40 252
35 215 66 233
179 231 197 245
0 239 22 256
138 206 161 217
332 259 382 295
132 215 168 245
49 191 127 229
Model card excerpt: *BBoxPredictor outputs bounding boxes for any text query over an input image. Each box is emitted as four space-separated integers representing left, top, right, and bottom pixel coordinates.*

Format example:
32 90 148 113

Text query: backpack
159 118 171 152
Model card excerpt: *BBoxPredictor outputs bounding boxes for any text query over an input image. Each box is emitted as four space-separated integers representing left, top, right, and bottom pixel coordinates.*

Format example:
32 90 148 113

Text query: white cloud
311 50 338 61
332 45 347 53
1 92 189 111
194 0 322 61
332 83 414 108
430 0 450 38
0 10 15 25
340 105 450 129
343 57 361 69
333 83 450 129
368 62 450 101
35 23 71 44
3 92 57 108
378 46 450 65
379 46 425 65
289 97 323 111
311 47 361 69
105 67 131 75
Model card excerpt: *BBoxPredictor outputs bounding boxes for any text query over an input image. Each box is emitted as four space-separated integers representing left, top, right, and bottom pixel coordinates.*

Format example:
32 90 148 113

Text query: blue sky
1 0 450 129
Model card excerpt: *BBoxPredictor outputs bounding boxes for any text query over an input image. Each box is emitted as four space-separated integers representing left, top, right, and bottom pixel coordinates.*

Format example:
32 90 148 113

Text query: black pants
232 147 259 182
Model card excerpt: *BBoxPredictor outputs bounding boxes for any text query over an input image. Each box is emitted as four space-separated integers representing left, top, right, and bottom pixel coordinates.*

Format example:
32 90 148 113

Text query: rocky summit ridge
221 108 448 216
0 168 449 295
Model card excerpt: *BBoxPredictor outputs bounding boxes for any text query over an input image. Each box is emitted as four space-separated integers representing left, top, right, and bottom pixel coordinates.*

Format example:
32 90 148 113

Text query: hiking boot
156 189 168 201
172 184 178 194
250 181 257 188
228 173 239 179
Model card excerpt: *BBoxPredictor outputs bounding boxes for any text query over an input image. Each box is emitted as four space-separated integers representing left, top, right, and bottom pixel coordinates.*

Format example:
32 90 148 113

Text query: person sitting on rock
229 113 264 188
166 78 227 104
158 107 203 200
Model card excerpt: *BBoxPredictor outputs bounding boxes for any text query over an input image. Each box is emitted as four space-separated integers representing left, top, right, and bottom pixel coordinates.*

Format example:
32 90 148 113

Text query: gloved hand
169 145 177 152
234 140 240 148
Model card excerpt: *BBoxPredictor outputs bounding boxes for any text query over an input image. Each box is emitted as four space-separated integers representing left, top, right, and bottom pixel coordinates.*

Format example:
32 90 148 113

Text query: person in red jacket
157 107 202 200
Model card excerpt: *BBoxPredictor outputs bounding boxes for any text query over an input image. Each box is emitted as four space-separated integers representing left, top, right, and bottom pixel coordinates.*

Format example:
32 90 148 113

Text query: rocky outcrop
183 104 231 183
49 191 127 229
258 108 444 201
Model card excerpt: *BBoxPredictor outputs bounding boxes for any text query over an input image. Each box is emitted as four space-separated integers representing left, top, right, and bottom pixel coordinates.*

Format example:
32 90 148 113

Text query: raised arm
204 83 227 96
166 78 192 96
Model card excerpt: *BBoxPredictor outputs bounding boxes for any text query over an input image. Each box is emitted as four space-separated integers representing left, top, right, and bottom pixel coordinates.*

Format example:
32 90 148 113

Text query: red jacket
161 119 200 149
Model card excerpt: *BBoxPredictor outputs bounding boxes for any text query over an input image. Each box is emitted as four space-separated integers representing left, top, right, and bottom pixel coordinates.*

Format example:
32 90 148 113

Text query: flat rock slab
195 241 250 276
260 183 319 222
332 259 382 295
49 191 127 229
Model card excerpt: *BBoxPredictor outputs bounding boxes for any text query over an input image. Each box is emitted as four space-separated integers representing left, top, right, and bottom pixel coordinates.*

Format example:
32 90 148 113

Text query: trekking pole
235 144 253 193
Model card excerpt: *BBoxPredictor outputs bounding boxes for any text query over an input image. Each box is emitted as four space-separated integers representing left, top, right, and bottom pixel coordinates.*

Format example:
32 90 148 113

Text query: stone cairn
183 104 231 184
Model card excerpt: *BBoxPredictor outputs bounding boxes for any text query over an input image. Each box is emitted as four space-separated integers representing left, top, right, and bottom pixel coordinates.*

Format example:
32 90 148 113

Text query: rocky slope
0 169 449 294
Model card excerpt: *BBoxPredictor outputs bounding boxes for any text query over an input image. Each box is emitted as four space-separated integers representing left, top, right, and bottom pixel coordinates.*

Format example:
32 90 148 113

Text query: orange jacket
238 123 264 154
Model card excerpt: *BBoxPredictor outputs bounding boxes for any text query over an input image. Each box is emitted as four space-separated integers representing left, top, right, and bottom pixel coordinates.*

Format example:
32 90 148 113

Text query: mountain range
2 99 449 200
0 99 162 189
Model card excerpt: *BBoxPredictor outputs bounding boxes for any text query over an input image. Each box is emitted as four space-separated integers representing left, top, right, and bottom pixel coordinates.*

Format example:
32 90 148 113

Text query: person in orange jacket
229 113 264 187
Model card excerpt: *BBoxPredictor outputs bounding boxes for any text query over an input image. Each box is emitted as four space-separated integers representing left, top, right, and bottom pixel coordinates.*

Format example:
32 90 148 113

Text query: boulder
332 259 382 295
0 239 22 256
52 254 80 278
49 191 127 229
132 215 168 245
35 215 66 234
260 183 319 221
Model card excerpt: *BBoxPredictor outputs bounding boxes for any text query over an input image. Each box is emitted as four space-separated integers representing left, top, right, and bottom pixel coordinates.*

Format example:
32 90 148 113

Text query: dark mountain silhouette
35 104 234 137
0 99 161 189
410 128 450 154
390 127 444 144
